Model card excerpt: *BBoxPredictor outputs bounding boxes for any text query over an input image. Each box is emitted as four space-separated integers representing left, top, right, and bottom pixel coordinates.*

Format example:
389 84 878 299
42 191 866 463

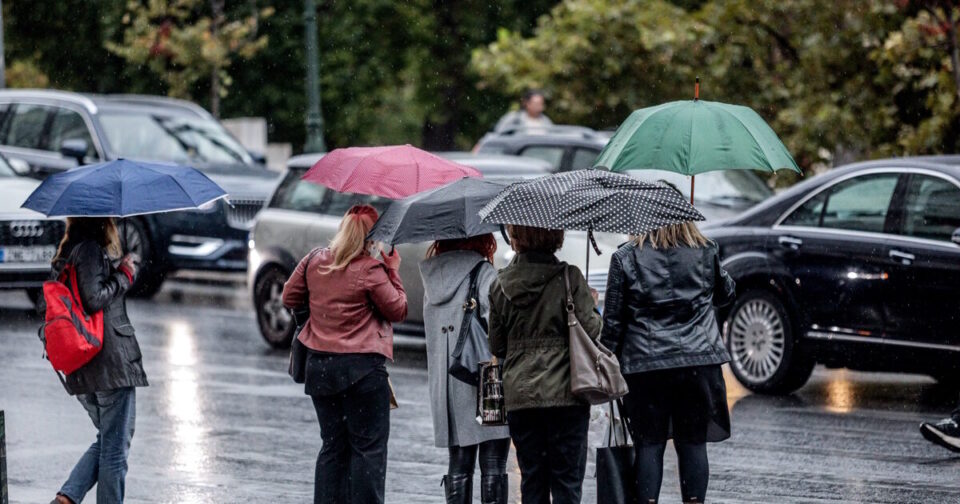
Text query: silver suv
248 153 622 348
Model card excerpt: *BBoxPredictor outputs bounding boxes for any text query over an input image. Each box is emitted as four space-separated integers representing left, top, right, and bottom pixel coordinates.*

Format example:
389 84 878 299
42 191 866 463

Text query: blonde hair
321 205 379 272
54 217 122 262
632 221 710 250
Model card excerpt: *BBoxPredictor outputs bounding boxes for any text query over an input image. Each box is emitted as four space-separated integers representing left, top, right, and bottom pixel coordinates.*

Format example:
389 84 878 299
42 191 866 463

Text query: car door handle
778 236 803 250
889 249 915 265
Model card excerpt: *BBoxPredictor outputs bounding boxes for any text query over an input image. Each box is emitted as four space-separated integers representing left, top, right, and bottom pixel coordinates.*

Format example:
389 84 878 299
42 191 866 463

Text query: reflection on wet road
2 282 960 503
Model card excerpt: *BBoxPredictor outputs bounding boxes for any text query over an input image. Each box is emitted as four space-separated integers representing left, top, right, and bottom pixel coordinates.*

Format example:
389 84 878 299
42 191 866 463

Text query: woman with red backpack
49 217 147 504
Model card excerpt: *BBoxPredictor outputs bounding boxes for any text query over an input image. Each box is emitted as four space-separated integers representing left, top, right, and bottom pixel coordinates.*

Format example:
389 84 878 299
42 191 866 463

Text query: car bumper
0 264 51 289
165 235 249 272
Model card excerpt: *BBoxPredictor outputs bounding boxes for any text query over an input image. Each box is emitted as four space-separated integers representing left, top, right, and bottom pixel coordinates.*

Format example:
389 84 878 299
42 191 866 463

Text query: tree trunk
209 0 225 118
947 15 960 103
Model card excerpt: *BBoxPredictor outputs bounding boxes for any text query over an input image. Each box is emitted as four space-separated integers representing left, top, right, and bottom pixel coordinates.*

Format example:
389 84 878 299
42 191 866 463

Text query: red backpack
41 258 104 375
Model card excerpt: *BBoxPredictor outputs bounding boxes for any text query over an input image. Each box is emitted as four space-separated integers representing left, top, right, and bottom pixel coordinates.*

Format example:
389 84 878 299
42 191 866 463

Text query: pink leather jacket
282 248 407 360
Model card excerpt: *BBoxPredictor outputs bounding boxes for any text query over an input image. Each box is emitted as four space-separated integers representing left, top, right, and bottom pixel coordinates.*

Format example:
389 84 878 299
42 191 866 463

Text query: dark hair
426 234 497 263
54 217 122 262
521 89 544 104
507 225 564 254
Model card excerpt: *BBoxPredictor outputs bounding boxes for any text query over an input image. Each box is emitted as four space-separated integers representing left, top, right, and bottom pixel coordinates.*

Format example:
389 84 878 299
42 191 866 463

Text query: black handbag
288 249 319 383
596 400 639 504
449 262 492 386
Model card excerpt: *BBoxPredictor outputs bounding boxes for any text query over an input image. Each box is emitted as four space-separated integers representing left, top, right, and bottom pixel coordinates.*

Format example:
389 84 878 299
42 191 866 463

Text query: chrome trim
773 166 960 229
806 330 960 352
168 235 225 257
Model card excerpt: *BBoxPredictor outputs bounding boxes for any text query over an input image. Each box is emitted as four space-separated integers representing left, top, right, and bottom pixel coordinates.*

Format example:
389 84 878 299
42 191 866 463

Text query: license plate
0 245 57 263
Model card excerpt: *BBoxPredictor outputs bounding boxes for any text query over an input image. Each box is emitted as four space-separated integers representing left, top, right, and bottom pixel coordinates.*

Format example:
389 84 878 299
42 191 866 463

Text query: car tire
121 218 165 298
725 289 814 395
255 266 295 349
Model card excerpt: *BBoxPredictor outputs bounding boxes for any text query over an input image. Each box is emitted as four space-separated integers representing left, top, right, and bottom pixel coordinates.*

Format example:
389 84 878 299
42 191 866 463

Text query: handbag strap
606 400 630 446
464 261 488 332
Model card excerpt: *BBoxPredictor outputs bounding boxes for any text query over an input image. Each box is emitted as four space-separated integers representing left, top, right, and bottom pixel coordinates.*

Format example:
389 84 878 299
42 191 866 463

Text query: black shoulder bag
449 262 493 386
288 249 319 383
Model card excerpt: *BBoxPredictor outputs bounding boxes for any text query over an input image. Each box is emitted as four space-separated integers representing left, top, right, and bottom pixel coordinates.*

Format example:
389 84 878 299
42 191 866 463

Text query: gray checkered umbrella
478 169 705 235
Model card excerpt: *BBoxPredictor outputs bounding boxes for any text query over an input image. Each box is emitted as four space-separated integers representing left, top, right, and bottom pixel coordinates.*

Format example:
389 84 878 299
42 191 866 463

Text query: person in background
494 89 553 133
600 219 736 504
282 204 407 504
419 234 511 504
488 225 600 504
50 218 147 504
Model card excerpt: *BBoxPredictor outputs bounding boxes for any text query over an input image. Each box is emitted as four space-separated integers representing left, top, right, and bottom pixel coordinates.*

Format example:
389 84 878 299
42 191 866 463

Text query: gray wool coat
420 251 510 448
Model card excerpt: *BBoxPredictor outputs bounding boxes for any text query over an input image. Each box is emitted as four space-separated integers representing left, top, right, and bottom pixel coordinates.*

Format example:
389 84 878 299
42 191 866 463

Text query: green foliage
472 0 960 175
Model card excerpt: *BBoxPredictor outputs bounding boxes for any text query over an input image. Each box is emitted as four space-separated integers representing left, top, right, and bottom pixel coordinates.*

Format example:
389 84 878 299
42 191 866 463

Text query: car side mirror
7 156 31 176
60 139 89 165
248 150 267 165
953 227 960 246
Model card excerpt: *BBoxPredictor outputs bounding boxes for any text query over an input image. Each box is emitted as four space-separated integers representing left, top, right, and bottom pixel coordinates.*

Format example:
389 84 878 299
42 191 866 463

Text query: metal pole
1 410 7 504
0 1 6 89
303 0 326 153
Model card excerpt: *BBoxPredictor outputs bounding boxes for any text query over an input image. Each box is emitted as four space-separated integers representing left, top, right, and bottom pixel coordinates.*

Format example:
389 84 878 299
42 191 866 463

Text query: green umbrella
594 80 800 203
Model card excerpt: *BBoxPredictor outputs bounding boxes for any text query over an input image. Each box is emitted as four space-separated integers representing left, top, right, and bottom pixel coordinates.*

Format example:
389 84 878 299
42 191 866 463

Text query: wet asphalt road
2 281 960 503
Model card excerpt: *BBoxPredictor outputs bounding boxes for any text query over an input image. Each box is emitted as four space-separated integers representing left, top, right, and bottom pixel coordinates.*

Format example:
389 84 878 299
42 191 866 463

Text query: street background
2 282 960 504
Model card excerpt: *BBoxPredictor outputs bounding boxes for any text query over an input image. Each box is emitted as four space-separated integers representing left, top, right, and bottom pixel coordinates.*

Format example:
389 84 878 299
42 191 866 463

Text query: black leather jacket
54 240 149 395
600 242 735 374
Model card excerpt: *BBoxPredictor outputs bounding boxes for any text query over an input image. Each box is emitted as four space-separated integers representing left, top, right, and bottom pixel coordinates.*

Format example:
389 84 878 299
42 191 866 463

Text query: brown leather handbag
564 266 629 405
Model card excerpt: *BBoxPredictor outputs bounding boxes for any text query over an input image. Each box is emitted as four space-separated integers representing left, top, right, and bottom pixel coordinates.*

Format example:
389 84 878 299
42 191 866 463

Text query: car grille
0 219 65 246
225 198 265 229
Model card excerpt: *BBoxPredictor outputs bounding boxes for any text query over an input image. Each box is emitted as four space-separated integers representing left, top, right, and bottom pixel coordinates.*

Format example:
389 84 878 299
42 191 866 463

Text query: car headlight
247 231 261 272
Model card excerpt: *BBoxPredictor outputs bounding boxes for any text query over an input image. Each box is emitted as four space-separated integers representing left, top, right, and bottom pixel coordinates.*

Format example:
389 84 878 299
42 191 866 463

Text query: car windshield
629 169 773 205
99 112 253 166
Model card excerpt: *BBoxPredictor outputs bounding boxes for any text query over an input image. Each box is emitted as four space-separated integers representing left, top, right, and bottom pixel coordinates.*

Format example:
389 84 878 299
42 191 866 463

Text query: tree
106 0 273 117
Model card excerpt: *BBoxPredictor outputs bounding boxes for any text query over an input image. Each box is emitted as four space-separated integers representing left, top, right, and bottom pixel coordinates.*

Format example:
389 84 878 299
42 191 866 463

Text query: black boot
442 473 473 504
480 474 508 504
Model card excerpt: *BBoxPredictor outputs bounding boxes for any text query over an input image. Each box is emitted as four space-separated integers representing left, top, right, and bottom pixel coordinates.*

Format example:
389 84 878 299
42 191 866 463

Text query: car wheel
121 218 165 298
725 289 814 395
255 266 295 348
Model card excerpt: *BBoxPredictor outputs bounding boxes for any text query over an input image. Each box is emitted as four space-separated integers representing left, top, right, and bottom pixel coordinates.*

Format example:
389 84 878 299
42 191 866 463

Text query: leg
675 442 709 503
508 410 550 504
58 394 102 504
342 370 391 504
545 407 590 504
635 442 667 504
94 388 136 504
445 444 477 504
478 439 510 504
312 393 349 504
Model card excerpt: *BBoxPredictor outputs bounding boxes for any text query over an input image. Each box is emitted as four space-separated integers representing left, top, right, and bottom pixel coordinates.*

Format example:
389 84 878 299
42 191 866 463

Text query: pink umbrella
302 144 482 199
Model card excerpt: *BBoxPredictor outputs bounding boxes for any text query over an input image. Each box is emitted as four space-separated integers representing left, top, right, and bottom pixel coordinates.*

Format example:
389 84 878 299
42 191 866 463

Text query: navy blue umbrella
21 159 227 217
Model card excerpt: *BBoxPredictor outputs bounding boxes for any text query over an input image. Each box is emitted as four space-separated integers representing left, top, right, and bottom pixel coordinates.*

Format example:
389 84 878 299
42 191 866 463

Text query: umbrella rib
720 106 799 172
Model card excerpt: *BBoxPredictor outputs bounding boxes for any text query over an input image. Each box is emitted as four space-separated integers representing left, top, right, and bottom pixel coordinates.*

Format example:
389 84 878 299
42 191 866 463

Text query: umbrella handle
499 225 511 246
691 175 695 205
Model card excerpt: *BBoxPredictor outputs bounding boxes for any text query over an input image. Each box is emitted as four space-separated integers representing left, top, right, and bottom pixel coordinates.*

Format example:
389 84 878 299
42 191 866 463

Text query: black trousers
311 368 390 504
507 406 590 504
448 438 511 475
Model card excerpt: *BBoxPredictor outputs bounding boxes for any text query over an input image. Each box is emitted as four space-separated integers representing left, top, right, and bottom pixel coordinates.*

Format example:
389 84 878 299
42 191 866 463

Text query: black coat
55 240 149 395
600 242 735 374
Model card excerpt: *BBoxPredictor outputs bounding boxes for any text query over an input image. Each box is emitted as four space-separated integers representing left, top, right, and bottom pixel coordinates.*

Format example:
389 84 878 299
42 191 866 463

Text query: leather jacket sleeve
712 252 736 308
282 251 312 309
487 279 506 359
365 263 408 323
600 253 626 353
75 241 130 313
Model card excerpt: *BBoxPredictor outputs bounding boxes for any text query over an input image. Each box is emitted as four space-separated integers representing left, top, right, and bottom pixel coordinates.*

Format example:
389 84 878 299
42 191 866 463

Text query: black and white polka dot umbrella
478 170 705 235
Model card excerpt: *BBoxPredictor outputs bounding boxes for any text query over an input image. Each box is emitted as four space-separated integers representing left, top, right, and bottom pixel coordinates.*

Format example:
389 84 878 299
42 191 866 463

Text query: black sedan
708 156 960 394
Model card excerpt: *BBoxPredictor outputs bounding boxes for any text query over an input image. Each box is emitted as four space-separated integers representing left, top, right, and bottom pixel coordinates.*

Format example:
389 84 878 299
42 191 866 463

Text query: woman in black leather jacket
600 220 735 504
50 218 147 504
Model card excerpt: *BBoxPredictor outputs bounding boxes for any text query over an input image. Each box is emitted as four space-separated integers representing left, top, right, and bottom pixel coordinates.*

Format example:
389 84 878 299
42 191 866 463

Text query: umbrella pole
690 175 695 205
585 231 590 275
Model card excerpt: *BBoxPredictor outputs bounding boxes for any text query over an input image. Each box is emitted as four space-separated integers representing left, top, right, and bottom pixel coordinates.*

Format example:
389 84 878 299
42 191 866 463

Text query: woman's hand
120 253 140 278
590 288 600 307
381 248 401 270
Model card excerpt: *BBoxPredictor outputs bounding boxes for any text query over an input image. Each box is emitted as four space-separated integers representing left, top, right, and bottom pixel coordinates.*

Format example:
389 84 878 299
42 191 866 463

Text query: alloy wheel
729 298 786 384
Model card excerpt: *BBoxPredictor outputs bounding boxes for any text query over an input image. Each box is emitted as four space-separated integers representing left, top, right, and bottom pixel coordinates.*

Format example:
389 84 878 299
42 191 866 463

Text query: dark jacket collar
512 251 560 265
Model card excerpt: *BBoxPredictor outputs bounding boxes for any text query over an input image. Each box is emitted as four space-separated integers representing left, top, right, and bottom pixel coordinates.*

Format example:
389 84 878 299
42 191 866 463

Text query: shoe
442 473 473 504
480 474 508 504
920 417 960 453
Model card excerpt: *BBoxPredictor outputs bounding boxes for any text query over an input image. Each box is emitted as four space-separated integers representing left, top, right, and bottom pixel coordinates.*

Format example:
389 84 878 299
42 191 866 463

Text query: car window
785 174 898 233
476 144 506 155
5 104 50 150
324 191 392 217
270 168 327 213
630 169 772 205
519 145 565 170
898 175 960 242
99 112 254 166
47 108 96 157
570 148 599 171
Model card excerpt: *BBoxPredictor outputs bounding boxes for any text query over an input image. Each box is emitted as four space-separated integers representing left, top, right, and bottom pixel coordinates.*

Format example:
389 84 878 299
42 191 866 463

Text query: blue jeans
59 387 136 504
